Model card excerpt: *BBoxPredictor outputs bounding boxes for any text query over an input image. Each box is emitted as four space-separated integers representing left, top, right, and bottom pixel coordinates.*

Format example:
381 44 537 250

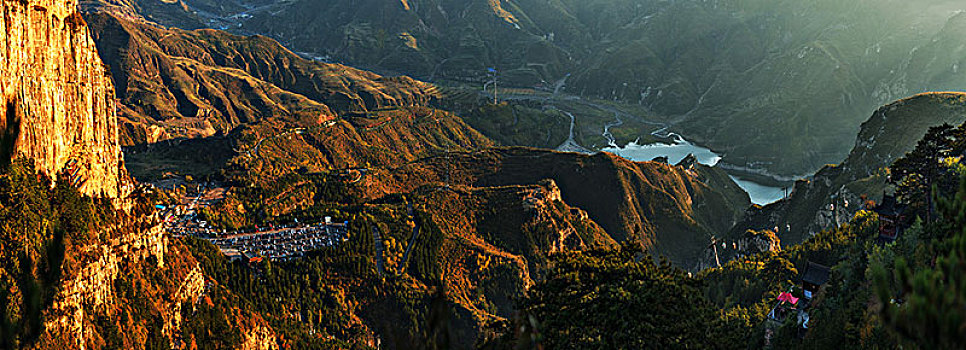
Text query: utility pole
486 67 498 104
709 236 721 267
494 71 498 104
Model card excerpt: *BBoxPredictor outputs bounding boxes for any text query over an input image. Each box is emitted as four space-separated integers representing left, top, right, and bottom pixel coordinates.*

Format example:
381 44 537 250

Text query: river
602 137 787 205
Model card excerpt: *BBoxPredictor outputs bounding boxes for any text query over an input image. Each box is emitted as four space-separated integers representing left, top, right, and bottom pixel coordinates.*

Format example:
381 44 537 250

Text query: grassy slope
88 13 448 146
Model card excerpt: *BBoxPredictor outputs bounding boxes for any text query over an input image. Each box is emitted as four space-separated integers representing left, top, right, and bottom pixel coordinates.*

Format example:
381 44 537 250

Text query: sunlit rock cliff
0 0 123 198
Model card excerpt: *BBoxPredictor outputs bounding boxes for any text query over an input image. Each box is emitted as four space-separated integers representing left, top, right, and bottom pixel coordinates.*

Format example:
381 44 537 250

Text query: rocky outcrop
382 148 751 266
41 222 167 350
164 264 206 349
0 0 124 198
241 326 279 350
523 179 590 253
736 229 781 256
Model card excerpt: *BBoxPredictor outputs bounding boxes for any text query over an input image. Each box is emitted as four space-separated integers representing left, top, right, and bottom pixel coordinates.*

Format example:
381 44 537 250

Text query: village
153 176 349 264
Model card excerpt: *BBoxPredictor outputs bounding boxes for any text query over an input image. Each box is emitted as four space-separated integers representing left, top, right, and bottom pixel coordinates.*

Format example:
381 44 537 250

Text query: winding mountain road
602 113 624 146
371 224 386 275
398 202 421 275
495 86 675 151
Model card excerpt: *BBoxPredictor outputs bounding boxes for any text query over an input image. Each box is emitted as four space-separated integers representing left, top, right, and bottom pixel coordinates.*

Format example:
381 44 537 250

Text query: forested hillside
4 1 964 349
733 92 966 246
485 120 966 349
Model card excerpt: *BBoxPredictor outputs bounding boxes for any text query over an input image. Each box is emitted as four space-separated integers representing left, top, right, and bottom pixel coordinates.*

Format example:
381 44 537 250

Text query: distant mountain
86 13 455 145
104 0 966 179
730 92 966 245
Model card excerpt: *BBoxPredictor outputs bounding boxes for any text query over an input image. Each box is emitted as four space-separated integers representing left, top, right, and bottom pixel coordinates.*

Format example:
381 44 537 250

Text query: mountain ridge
730 91 966 246
134 0 966 178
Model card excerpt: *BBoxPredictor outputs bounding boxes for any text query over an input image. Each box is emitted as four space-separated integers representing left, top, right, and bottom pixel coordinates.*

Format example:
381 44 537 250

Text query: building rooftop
801 262 831 288
873 195 907 217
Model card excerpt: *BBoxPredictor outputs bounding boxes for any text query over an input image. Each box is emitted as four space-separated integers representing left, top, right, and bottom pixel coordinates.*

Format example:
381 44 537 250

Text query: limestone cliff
0 0 123 198
39 223 167 349
0 2 279 348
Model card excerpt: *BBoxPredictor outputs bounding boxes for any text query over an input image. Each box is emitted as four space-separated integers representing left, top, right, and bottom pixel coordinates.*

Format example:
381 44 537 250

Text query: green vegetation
486 188 964 349
0 159 281 349
459 103 570 150
212 0 966 176
483 120 966 349
183 236 376 349
61 7 966 348
733 92 966 245
501 247 729 349
890 122 966 222
124 136 236 182
0 159 117 348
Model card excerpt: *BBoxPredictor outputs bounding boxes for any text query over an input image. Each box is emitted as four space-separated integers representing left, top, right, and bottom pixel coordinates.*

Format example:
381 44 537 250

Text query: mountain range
2 1 965 349
87 0 966 179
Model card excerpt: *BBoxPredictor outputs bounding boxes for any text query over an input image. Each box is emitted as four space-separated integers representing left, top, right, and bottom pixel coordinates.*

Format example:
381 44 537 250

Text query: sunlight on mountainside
1 0 965 349
488 0 519 24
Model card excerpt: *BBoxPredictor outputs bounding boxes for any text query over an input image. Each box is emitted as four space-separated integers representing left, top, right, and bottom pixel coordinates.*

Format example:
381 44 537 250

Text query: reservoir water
726 175 787 205
602 137 787 205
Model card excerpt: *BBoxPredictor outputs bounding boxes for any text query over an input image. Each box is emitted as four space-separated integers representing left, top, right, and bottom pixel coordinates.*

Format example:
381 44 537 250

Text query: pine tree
890 123 958 223
875 178 966 348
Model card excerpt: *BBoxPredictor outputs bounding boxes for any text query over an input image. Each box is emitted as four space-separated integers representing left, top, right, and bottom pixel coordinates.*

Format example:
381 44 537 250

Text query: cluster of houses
207 220 349 262
151 176 353 263
166 216 349 263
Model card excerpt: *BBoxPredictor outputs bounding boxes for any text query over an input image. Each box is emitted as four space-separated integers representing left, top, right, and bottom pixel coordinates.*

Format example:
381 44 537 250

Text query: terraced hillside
224 106 495 186
367 148 750 266
85 14 493 183
75 12 755 348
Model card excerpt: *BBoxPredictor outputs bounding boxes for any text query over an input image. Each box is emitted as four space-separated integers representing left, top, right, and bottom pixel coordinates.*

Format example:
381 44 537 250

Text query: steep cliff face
39 223 167 349
0 3 282 349
731 92 966 245
0 0 123 198
407 180 614 322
